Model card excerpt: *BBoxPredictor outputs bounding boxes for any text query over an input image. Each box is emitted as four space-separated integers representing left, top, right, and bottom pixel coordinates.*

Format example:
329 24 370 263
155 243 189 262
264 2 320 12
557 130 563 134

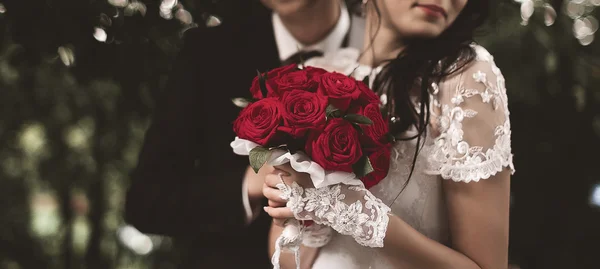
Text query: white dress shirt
272 2 351 62
242 3 352 223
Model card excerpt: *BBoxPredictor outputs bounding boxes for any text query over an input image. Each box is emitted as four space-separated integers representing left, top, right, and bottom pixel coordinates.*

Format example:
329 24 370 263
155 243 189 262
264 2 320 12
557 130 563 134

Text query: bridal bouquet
230 64 392 268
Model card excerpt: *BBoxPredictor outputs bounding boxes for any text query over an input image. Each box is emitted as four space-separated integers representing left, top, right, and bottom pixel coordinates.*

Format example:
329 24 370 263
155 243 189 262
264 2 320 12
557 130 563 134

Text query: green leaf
256 70 268 98
249 146 272 173
326 104 342 118
344 114 373 125
231 97 252 108
352 155 374 178
385 133 396 143
351 123 364 134
362 75 370 85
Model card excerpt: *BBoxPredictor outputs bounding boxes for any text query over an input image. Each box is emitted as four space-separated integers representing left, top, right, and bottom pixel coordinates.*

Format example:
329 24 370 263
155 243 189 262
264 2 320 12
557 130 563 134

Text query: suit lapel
246 3 280 72
240 3 364 74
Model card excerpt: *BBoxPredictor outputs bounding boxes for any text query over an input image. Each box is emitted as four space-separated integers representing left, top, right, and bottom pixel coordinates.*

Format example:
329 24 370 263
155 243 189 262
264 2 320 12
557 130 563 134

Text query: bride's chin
401 25 446 40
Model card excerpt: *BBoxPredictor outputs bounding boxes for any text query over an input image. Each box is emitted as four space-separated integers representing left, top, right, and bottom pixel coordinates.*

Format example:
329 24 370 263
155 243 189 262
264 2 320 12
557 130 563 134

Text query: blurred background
0 0 598 268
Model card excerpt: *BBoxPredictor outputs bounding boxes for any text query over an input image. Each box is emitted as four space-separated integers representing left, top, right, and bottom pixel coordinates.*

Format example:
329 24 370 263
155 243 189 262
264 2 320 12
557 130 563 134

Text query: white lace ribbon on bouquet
231 137 364 269
231 137 363 188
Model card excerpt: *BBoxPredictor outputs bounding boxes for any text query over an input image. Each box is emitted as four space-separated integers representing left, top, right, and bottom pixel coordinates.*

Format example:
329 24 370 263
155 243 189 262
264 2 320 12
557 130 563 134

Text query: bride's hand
266 164 391 248
262 164 313 226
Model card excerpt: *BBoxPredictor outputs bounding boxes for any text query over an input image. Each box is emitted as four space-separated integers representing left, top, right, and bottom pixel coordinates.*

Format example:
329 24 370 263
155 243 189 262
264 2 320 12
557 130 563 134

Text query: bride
260 0 513 268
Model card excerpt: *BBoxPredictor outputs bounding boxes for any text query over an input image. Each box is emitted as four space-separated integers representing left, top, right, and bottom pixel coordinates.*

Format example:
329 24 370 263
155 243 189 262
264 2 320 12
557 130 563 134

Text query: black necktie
281 50 324 66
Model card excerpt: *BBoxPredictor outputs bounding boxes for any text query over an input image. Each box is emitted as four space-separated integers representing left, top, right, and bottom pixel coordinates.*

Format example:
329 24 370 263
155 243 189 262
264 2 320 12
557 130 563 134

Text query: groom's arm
124 26 250 238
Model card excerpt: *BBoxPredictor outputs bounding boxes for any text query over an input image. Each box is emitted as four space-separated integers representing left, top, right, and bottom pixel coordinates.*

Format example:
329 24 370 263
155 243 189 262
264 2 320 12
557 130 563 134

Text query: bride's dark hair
356 0 490 194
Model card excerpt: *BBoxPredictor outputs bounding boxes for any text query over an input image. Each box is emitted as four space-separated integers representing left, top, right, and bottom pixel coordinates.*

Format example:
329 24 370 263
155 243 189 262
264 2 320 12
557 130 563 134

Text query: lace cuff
278 182 391 248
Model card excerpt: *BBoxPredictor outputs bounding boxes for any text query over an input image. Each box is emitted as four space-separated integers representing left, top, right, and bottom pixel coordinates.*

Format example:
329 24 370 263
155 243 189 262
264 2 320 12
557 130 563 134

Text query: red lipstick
416 4 447 18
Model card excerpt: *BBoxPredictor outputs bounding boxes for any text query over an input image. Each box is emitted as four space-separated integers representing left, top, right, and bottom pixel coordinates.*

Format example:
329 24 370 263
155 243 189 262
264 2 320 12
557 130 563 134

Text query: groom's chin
261 0 321 16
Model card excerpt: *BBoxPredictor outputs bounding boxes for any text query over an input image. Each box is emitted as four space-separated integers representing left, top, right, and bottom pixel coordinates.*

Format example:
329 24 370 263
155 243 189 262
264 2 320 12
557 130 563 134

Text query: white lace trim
279 182 391 248
424 45 515 183
424 124 514 182
271 219 304 269
275 44 515 184
231 137 363 188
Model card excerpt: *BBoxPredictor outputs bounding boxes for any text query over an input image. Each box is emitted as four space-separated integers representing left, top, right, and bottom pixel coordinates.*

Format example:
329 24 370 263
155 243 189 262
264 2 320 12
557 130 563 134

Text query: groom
124 0 363 268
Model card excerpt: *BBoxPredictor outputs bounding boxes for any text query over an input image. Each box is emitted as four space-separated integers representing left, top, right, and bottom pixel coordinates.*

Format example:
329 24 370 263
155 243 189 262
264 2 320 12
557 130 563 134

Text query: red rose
361 103 390 147
249 77 267 99
268 64 298 77
271 66 327 96
318 72 362 111
303 66 328 80
279 90 328 138
361 146 391 189
274 70 317 95
305 118 362 172
249 65 298 99
356 81 381 106
233 97 283 146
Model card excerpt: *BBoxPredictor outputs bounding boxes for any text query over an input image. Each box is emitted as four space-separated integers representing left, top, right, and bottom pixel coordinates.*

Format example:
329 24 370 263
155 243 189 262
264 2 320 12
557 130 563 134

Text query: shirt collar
272 2 351 62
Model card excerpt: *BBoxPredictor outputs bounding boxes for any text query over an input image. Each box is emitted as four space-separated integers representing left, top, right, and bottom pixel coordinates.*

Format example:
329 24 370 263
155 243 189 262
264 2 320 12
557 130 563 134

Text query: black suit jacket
124 2 279 268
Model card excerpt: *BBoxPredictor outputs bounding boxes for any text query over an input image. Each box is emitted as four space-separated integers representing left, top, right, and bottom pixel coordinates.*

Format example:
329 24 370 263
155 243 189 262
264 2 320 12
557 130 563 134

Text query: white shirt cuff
242 176 258 224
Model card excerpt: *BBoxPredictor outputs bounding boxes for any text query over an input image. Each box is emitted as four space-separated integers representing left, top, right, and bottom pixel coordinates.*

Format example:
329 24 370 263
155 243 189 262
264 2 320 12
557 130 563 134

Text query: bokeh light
591 183 600 208
93 27 107 43
206 14 222 28
117 225 154 255
57 46 75 67
565 0 599 45
108 0 129 8
516 0 598 45
124 1 146 17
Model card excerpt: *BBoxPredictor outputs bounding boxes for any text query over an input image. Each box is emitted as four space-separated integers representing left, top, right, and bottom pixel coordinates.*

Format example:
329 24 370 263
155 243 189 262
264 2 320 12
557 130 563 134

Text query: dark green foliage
0 1 598 269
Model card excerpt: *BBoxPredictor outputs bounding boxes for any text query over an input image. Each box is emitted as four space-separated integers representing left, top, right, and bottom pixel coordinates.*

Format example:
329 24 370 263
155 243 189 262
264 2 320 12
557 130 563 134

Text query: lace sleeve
426 46 515 183
278 181 391 248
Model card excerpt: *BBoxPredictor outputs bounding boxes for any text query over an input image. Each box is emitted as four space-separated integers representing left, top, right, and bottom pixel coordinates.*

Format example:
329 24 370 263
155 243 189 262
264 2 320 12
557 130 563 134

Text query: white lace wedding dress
303 45 515 269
